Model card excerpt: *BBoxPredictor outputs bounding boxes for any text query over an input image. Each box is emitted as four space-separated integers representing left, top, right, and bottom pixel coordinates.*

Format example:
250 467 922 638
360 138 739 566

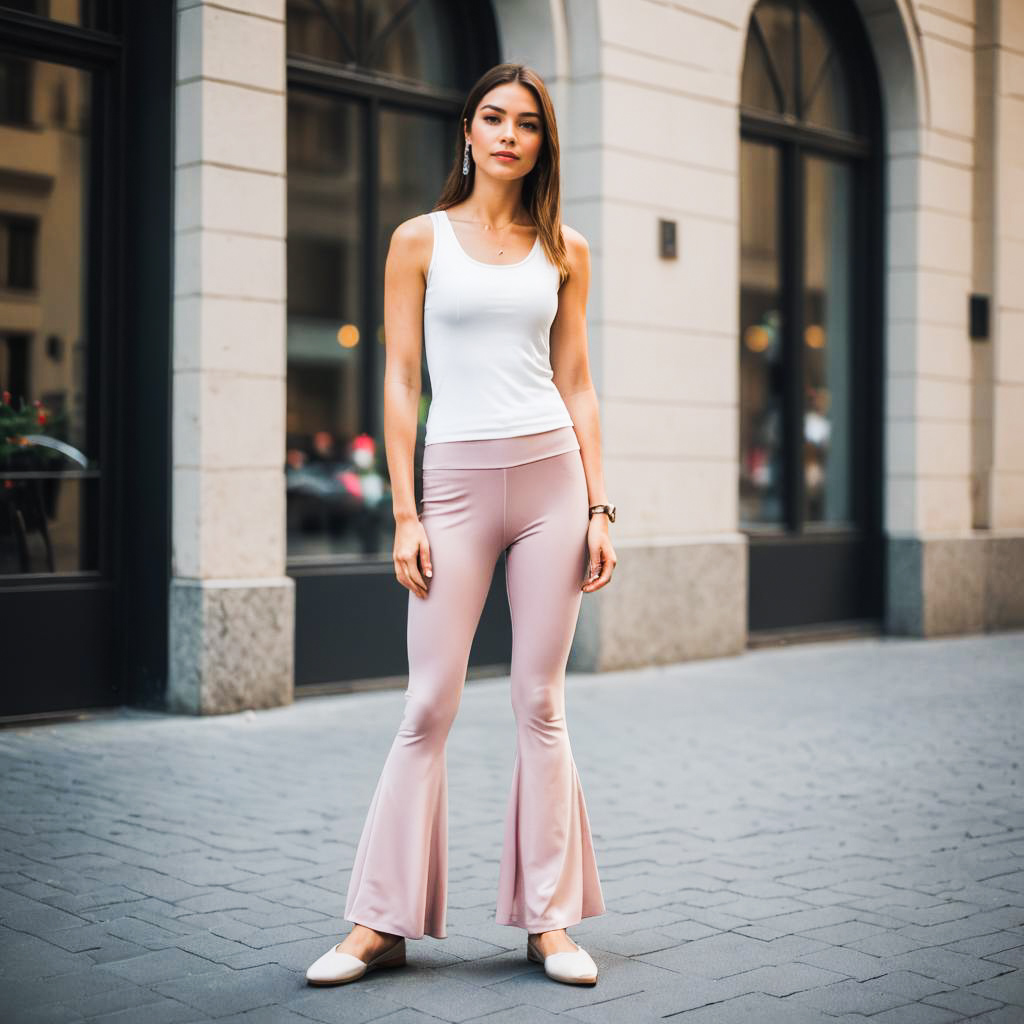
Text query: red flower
37 409 47 426
2 390 9 405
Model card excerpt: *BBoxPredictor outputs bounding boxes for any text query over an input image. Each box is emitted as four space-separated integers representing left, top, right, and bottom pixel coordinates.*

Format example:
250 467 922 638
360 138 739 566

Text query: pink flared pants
343 426 606 939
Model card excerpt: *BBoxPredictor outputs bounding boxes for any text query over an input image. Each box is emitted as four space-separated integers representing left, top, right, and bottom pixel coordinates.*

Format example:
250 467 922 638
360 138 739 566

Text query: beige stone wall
981 0 1024 528
884 1 975 534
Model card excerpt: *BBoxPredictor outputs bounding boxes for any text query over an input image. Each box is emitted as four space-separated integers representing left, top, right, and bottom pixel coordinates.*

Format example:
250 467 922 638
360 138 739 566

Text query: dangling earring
462 138 470 176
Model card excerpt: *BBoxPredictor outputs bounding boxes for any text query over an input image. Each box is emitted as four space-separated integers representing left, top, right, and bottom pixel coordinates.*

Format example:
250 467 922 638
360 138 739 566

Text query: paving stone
346 970 522 1021
149 964 299 1017
50 982 167 1020
967 969 1024 1007
846 929 925 956
945 930 1024 957
97 946 228 985
922 987 1007 1017
586 990 837 1023
6 1002 87 1024
285 985 412 1023
786 976 917 1015
83 998 206 1024
711 960 849 996
968 1008 1024 1023
871 968 956 1000
791 944 886 980
3 966 141 1010
865 1002 963 1024
986 945 1024 969
878 945 1012 987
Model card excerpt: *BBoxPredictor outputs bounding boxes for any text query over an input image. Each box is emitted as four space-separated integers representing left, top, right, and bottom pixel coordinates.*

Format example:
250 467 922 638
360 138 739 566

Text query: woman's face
466 82 544 178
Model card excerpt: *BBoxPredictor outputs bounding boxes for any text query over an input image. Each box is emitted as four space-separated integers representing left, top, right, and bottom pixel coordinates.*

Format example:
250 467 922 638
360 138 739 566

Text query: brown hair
433 63 570 288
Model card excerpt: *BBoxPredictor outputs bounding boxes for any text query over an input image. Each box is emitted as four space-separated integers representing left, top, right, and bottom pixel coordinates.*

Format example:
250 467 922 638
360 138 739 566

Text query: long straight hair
434 63 570 288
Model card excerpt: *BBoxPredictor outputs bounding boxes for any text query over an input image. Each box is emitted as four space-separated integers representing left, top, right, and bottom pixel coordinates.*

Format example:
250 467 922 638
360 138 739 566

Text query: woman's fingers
406 554 428 595
393 522 433 598
394 552 428 598
582 540 617 592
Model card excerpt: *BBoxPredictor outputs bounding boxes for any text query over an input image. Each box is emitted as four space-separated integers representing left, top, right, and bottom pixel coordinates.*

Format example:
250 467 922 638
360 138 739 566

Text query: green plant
0 389 70 466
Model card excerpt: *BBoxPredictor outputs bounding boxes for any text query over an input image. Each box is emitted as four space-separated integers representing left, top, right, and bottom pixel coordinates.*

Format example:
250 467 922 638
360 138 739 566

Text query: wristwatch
588 503 616 523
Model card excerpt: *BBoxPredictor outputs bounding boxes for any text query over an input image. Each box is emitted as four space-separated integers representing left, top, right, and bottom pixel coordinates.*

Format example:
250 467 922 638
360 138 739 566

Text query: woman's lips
494 153 518 161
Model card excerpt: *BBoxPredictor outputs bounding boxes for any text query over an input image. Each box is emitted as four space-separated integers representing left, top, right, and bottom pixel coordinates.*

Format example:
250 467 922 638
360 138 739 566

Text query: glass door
739 0 884 633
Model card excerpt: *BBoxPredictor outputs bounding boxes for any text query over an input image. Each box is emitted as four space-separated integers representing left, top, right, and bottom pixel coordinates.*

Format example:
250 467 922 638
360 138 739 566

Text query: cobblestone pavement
2 630 1023 1024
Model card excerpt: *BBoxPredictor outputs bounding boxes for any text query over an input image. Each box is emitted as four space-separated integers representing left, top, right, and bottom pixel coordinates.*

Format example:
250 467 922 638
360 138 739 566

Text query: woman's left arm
549 225 617 594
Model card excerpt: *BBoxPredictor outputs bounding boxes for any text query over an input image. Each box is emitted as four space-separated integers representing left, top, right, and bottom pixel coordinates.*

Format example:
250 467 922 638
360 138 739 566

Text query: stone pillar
972 0 1024 627
168 0 293 713
882 2 983 635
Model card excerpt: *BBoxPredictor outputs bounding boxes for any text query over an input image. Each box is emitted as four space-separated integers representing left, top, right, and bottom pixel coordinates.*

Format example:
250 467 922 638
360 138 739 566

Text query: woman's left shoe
526 934 598 985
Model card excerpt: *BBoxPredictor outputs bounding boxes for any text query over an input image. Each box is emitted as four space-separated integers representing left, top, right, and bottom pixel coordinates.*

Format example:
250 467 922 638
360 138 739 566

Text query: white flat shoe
527 935 598 985
305 935 406 986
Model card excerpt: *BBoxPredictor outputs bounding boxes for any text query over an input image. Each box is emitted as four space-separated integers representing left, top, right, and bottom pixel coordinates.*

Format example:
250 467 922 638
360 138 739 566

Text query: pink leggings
343 426 606 939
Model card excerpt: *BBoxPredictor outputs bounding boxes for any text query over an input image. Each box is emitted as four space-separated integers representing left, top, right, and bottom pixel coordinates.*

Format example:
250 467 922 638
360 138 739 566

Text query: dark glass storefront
0 1 174 719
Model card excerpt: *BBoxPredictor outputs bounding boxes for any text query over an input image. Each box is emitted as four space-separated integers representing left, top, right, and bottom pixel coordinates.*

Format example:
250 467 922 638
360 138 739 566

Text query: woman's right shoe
305 935 406 986
526 935 598 985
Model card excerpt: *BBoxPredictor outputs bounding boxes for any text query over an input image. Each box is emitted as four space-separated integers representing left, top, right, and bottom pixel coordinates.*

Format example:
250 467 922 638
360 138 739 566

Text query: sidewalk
2 630 1023 1023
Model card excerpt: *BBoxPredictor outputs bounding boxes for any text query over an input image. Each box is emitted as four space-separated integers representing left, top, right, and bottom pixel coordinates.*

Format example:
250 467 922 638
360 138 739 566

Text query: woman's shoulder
559 223 590 254
391 211 436 246
558 224 591 283
387 213 438 275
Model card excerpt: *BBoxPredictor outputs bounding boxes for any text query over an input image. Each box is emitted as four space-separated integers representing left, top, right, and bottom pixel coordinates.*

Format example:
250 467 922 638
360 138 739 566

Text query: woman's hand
581 515 616 592
394 515 432 599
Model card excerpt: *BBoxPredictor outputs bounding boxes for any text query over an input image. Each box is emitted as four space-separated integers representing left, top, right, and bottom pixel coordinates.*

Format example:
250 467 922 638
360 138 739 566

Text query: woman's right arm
383 215 433 599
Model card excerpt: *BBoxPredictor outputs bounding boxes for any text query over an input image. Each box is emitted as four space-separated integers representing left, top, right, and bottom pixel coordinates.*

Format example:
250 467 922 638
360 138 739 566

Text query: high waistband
422 426 580 470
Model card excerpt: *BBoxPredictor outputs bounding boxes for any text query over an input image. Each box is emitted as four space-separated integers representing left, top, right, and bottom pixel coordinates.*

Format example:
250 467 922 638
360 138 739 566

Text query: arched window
741 0 854 133
738 0 884 631
287 0 476 91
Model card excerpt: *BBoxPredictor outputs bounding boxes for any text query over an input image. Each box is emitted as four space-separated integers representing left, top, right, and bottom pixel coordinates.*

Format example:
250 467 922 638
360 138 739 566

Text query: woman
306 62 617 989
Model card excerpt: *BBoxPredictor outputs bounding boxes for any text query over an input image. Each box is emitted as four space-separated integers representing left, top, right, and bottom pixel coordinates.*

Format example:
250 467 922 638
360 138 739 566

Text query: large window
739 0 869 532
0 56 97 575
284 0 497 562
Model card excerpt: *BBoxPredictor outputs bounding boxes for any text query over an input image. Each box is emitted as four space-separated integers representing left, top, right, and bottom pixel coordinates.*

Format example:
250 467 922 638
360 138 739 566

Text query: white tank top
421 208 577 446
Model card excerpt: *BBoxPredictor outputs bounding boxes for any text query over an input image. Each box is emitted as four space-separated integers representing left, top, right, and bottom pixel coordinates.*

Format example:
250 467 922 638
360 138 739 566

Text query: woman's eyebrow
481 104 541 119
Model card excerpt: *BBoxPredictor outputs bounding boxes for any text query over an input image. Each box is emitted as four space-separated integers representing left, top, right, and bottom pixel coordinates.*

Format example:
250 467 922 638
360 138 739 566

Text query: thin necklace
455 210 528 257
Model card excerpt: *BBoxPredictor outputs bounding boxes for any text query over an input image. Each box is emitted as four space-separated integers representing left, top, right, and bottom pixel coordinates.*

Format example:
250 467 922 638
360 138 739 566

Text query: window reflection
0 57 95 575
286 90 380 559
741 0 852 133
739 140 785 528
0 0 112 30
284 84 457 561
286 0 461 91
803 155 853 525
799 5 852 132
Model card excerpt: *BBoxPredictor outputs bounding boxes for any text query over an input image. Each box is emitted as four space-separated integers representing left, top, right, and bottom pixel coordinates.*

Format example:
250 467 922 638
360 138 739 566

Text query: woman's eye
482 115 538 130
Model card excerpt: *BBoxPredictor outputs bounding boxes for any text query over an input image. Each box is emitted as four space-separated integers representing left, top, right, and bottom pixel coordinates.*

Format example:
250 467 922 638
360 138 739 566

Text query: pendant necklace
481 219 516 257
